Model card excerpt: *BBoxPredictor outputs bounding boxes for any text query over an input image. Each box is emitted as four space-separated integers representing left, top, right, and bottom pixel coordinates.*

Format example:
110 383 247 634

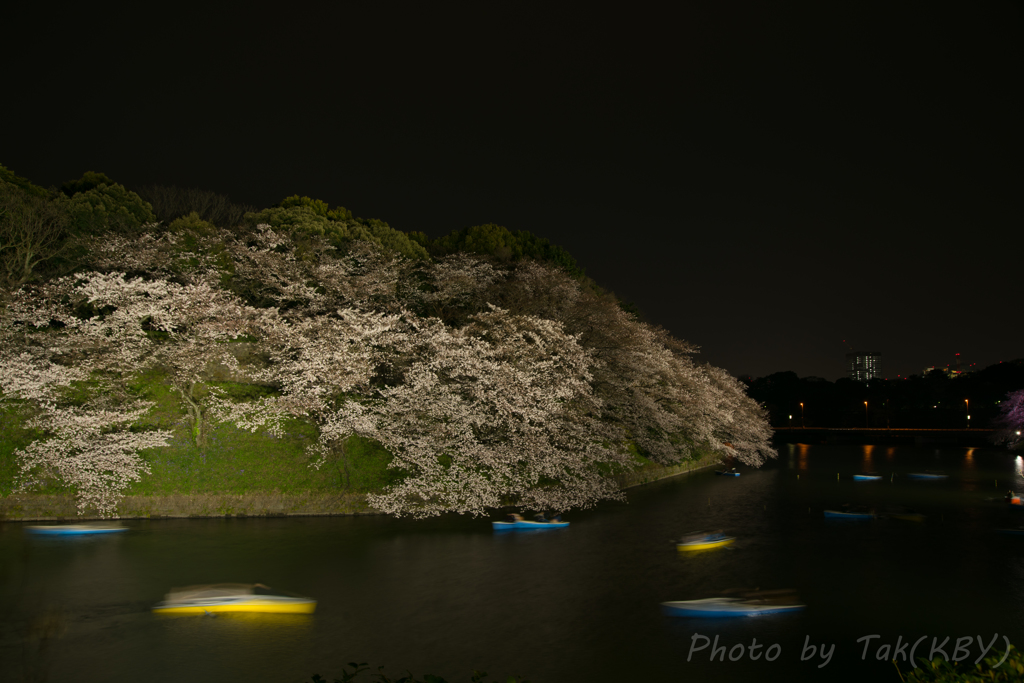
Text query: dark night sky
5 3 1022 381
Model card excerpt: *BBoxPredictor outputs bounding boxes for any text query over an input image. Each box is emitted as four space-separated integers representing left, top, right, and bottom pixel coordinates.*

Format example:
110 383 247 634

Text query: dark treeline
743 361 1024 430
0 166 605 302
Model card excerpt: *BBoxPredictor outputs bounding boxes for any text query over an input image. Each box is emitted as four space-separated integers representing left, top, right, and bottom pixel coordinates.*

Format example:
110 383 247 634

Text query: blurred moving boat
492 513 569 530
997 527 1024 536
152 584 316 614
823 507 875 520
853 473 882 481
662 589 804 617
908 472 948 480
715 468 740 476
676 530 735 551
1005 492 1023 508
25 523 127 535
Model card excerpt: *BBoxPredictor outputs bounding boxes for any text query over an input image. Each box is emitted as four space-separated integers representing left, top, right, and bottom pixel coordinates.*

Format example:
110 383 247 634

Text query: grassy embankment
0 370 722 520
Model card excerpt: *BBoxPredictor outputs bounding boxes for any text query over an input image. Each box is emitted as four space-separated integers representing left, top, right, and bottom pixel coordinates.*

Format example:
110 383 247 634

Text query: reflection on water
153 611 315 681
154 611 315 627
861 444 874 471
797 443 809 471
2 443 1023 683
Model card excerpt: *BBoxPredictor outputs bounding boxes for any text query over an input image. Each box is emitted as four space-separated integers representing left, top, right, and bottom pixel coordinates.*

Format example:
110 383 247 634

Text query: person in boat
533 513 548 523
505 513 524 523
550 515 562 523
679 529 722 544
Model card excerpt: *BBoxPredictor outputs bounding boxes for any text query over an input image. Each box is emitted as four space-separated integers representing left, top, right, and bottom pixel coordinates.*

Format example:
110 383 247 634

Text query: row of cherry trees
1 222 774 517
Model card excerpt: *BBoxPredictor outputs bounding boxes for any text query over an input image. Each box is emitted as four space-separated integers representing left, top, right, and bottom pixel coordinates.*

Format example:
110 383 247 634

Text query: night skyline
6 2 1021 381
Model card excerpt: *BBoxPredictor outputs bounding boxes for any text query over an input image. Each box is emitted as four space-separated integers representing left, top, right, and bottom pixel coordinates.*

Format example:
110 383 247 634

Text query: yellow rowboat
676 531 736 551
152 584 316 614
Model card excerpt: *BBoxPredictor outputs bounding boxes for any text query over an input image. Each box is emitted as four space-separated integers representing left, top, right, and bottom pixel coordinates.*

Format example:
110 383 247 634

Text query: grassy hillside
0 367 401 515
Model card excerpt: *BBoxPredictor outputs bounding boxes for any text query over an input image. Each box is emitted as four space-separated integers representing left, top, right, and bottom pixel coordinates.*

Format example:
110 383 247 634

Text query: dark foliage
136 185 256 228
60 171 116 197
1 174 72 287
0 164 50 199
430 223 585 279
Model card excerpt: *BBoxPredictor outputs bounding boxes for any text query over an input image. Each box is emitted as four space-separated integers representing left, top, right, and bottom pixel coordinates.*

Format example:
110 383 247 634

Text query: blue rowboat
492 514 568 530
997 528 1024 536
824 509 875 520
715 469 740 477
908 472 948 480
26 524 128 536
853 473 882 481
492 520 569 530
661 595 805 618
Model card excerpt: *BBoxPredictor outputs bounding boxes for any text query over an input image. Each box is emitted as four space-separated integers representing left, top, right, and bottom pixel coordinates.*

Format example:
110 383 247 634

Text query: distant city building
847 351 881 382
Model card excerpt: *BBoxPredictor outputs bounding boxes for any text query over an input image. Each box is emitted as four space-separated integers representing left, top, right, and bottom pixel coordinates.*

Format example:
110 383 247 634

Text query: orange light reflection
861 444 874 471
963 448 975 471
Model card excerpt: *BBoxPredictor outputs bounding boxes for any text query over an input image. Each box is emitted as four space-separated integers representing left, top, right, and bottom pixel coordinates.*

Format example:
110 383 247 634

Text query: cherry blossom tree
994 389 1024 450
399 253 503 324
79 227 221 283
490 260 775 466
701 364 776 465
214 305 402 485
15 396 172 517
0 322 172 516
331 308 632 517
1 227 776 518
9 271 279 448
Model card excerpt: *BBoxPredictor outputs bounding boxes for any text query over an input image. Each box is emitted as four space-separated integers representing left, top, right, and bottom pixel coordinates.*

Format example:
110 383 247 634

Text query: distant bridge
772 427 996 447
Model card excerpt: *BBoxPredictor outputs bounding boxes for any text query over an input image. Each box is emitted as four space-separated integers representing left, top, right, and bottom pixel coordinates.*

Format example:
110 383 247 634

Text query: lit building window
846 351 881 382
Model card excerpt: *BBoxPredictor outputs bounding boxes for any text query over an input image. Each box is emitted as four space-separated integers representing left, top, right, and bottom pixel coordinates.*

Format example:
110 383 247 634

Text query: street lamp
789 414 793 428
965 399 969 429
864 401 869 428
800 402 805 428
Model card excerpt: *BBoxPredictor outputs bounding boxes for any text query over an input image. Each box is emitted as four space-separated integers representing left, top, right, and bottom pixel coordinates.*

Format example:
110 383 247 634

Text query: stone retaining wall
614 452 723 489
0 491 375 522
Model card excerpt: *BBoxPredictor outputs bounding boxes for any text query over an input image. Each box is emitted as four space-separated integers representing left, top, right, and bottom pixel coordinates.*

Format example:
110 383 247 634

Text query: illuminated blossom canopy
995 389 1024 450
1 227 775 517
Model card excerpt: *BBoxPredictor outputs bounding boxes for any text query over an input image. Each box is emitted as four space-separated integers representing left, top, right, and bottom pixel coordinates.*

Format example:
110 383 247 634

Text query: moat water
2 442 1022 683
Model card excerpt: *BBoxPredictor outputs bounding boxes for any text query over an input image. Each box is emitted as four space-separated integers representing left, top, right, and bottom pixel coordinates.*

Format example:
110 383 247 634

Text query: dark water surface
3 443 1023 683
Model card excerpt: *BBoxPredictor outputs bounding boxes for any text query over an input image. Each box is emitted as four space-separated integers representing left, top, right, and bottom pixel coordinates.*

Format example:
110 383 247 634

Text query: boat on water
152 584 316 614
853 472 882 481
25 523 128 536
1005 492 1023 508
676 530 735 551
907 472 948 480
492 513 569 530
823 507 876 520
662 589 804 618
715 468 740 477
997 527 1024 536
